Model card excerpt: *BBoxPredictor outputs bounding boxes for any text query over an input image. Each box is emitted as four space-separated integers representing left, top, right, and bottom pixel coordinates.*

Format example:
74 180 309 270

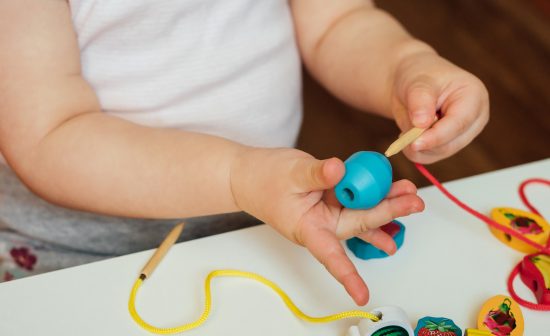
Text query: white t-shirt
0 0 302 165
69 0 303 147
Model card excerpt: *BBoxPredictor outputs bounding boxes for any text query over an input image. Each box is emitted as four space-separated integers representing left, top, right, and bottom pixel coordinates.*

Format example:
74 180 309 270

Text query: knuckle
377 201 394 225
359 230 375 242
388 203 402 220
359 220 371 234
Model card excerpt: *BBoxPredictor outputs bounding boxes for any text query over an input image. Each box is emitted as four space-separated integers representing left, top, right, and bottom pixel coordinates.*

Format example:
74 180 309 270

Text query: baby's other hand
391 51 489 164
230 148 424 305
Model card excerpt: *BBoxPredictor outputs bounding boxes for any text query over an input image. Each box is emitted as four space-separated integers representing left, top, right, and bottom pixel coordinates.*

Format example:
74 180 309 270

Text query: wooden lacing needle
140 222 185 280
384 127 428 157
385 115 439 157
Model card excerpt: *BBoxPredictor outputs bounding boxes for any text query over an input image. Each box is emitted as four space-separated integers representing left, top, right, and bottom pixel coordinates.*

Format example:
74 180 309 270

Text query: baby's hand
230 148 424 305
391 51 489 163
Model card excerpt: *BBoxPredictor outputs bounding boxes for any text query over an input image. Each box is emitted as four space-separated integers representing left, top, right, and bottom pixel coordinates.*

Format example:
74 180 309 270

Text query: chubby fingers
412 86 487 149
356 228 397 255
386 179 418 198
406 78 489 163
349 179 417 255
336 180 424 239
405 76 439 129
405 115 487 163
301 225 370 305
292 156 345 192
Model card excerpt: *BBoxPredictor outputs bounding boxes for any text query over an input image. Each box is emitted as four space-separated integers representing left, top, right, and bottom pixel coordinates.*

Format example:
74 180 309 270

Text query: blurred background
298 0 550 186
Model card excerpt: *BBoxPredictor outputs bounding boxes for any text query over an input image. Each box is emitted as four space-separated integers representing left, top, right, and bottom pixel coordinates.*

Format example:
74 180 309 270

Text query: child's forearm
16 112 246 218
292 0 436 117
0 0 246 219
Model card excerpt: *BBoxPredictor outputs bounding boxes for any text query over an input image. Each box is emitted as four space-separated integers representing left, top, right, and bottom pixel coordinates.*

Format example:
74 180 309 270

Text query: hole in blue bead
342 188 355 202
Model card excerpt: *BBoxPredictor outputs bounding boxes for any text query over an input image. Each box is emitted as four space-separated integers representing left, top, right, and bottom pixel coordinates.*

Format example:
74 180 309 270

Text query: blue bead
346 221 406 260
335 151 392 209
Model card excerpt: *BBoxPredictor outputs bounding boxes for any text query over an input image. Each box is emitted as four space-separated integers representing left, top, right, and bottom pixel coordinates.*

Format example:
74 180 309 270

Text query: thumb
406 79 438 128
293 157 344 192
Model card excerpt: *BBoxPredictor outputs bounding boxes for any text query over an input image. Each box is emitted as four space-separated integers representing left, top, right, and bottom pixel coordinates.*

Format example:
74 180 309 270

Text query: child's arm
291 0 490 163
0 0 423 305
0 0 244 218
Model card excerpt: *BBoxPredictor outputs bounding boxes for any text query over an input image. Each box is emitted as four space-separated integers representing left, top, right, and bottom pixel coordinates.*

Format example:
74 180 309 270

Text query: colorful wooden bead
415 316 462 336
490 207 550 253
346 306 414 336
347 221 405 260
477 295 524 336
335 151 392 210
519 252 550 305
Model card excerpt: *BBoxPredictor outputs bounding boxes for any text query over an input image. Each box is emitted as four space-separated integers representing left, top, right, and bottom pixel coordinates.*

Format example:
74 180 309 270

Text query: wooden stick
384 127 428 157
140 222 185 279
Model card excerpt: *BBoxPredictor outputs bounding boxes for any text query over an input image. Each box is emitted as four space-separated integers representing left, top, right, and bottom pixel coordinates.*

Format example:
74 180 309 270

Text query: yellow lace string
128 269 380 334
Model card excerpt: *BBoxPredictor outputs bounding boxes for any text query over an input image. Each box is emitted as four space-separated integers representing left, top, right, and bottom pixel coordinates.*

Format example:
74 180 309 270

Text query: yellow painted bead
490 207 550 253
477 295 524 336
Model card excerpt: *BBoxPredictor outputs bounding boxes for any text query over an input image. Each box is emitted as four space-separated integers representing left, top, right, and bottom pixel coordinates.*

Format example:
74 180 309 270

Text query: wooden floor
298 0 550 186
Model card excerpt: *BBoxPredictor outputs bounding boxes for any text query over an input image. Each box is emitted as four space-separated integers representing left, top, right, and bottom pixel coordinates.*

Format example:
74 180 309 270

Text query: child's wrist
229 145 263 213
390 40 438 90
393 39 437 69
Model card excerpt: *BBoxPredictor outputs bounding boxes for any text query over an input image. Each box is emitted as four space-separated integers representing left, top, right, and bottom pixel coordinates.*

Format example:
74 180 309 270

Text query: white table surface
0 159 548 336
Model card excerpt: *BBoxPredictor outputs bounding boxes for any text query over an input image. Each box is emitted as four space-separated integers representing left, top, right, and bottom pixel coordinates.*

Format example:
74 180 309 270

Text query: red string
518 178 549 216
414 163 550 310
414 164 550 254
507 262 550 311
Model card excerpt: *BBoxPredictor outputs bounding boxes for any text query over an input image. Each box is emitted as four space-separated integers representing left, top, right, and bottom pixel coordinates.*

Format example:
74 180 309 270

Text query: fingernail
414 114 430 126
412 139 425 151
412 200 424 213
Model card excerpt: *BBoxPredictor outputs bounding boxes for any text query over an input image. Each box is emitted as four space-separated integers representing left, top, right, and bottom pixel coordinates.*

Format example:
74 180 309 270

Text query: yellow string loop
128 269 380 334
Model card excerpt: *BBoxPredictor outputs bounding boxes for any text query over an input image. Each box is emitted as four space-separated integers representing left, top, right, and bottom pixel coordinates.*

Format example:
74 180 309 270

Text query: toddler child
0 0 488 305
